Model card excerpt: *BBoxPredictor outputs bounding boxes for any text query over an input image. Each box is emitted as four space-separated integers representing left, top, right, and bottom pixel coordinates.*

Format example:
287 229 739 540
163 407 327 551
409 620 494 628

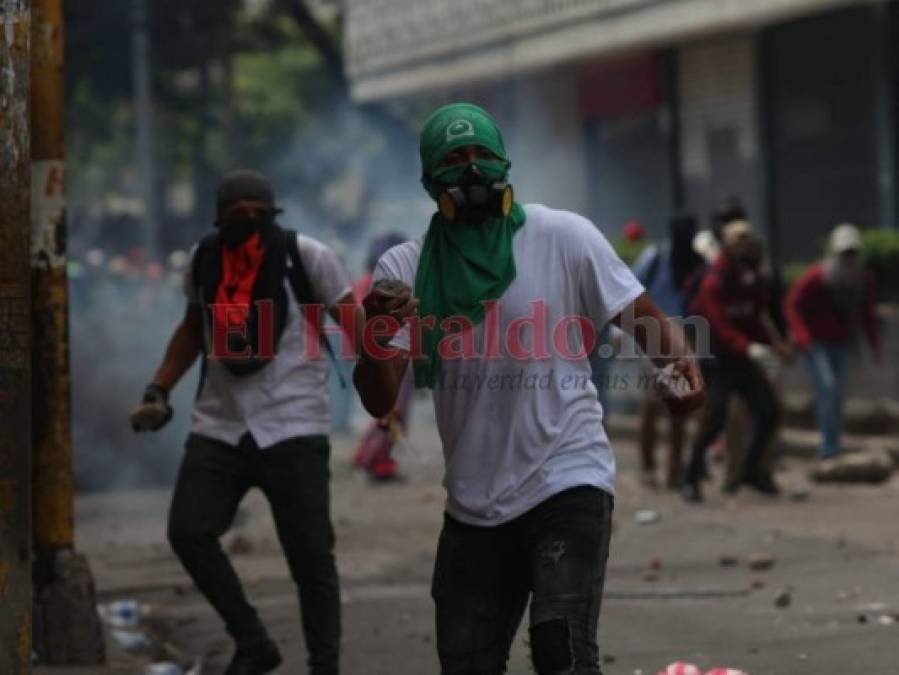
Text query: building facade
344 0 897 262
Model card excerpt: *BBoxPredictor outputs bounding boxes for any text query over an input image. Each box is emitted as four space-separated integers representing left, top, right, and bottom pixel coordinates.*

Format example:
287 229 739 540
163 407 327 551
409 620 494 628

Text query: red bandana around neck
214 231 266 334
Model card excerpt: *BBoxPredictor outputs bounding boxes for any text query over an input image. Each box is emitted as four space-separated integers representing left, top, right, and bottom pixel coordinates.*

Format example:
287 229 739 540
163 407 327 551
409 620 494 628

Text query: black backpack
191 226 341 380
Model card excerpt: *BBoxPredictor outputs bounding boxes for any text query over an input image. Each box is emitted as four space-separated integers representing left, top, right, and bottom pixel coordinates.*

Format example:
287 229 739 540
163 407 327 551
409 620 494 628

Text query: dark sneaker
225 641 282 675
722 478 741 495
743 472 780 496
682 476 704 503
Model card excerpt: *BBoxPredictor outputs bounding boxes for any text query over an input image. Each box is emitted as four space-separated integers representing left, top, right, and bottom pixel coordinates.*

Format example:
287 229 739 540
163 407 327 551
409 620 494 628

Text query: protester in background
351 232 414 481
684 219 789 502
784 223 881 460
130 170 360 675
354 103 704 675
631 214 705 489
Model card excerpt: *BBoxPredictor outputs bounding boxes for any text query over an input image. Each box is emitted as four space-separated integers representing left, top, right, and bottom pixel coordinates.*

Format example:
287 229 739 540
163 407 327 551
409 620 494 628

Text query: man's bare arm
613 292 704 414
352 281 419 418
354 349 410 418
151 303 203 392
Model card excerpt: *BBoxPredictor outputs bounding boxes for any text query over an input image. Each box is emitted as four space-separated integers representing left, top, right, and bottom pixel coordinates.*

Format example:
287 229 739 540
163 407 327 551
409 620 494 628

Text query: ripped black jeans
431 486 614 675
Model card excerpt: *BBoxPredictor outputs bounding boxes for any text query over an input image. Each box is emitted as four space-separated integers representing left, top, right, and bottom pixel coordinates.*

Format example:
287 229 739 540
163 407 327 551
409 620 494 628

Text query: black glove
129 384 173 432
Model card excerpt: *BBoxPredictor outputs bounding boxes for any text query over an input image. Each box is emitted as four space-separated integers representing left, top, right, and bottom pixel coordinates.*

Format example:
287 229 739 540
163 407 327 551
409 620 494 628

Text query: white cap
692 230 719 262
829 223 862 254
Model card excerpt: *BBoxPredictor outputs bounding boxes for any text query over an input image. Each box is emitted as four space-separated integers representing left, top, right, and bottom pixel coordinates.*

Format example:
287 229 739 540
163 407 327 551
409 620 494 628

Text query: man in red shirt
784 224 880 459
685 220 789 502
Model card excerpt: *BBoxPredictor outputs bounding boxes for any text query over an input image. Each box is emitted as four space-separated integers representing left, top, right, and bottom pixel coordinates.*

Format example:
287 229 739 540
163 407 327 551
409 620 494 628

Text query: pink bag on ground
658 664 702 675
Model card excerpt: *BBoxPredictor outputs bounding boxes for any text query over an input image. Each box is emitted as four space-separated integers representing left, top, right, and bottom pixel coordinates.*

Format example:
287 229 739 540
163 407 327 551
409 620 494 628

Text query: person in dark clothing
684 219 789 502
130 170 362 675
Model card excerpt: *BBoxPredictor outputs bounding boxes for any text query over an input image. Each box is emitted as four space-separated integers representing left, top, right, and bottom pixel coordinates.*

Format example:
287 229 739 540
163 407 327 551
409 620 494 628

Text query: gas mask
431 162 513 225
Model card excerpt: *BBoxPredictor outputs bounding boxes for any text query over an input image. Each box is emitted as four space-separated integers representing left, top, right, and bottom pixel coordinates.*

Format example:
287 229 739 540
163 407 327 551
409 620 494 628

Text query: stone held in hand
654 363 691 399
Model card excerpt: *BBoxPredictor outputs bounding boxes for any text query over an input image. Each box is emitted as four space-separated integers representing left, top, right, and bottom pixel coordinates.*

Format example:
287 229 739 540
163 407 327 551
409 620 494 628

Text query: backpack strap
281 229 346 387
190 231 221 399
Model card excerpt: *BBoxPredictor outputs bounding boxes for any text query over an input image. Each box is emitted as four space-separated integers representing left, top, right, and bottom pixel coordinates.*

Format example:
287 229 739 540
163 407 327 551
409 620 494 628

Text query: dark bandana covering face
414 103 526 389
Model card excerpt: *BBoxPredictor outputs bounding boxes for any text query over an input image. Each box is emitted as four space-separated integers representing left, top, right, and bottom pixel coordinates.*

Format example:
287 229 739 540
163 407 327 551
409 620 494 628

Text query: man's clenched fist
130 384 173 432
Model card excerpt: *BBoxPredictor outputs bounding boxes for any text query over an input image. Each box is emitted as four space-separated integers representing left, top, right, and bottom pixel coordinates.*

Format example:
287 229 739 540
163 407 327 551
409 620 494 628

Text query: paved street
39 412 899 675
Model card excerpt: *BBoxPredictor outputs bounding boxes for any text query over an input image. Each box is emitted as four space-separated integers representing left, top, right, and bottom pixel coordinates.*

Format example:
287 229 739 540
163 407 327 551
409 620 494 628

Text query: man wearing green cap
355 103 704 674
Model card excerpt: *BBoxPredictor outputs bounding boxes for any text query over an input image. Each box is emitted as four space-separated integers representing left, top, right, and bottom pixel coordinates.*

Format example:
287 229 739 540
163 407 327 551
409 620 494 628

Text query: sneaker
682 476 704 503
722 478 741 495
225 641 282 675
682 461 705 503
743 471 780 496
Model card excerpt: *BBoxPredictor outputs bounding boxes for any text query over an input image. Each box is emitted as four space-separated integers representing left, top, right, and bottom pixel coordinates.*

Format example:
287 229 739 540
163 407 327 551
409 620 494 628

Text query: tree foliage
64 0 409 256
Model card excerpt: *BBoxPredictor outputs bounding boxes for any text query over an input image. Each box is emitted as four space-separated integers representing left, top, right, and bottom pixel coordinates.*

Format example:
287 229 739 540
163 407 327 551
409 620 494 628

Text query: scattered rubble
811 452 894 484
787 488 810 502
774 588 792 608
634 509 661 525
109 628 150 651
747 553 775 571
97 599 144 628
642 569 660 583
749 576 766 590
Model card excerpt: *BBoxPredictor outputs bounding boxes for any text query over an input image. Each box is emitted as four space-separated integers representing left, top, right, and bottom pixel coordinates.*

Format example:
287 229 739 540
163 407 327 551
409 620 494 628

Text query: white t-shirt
184 233 351 449
373 204 644 526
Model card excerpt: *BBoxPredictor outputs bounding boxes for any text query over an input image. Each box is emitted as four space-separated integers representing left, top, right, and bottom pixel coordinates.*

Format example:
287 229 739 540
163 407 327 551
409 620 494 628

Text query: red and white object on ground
658 664 702 675
705 669 749 675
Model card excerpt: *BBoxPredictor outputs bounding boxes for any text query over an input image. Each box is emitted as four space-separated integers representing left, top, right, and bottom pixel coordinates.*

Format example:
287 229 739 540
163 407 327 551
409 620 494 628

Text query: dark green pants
167 432 340 674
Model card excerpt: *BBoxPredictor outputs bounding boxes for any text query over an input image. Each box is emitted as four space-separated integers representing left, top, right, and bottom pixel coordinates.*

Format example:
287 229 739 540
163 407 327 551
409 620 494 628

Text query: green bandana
413 103 526 388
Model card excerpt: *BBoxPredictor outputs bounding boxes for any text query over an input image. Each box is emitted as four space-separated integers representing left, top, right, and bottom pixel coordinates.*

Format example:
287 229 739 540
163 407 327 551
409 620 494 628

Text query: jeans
802 342 849 459
167 433 340 674
689 356 781 481
431 486 614 675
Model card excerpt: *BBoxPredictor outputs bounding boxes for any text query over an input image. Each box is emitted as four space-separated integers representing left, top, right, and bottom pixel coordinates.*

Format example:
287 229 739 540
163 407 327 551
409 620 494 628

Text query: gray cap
216 169 279 212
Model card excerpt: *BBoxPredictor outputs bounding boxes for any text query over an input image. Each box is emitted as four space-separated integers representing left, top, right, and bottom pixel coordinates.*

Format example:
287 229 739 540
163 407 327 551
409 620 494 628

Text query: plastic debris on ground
97 599 147 627
634 509 661 525
110 629 151 651
658 663 702 675
145 663 184 675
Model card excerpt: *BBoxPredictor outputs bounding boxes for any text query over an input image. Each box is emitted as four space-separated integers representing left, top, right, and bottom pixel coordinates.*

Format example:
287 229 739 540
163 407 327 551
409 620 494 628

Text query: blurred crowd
614 198 880 502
